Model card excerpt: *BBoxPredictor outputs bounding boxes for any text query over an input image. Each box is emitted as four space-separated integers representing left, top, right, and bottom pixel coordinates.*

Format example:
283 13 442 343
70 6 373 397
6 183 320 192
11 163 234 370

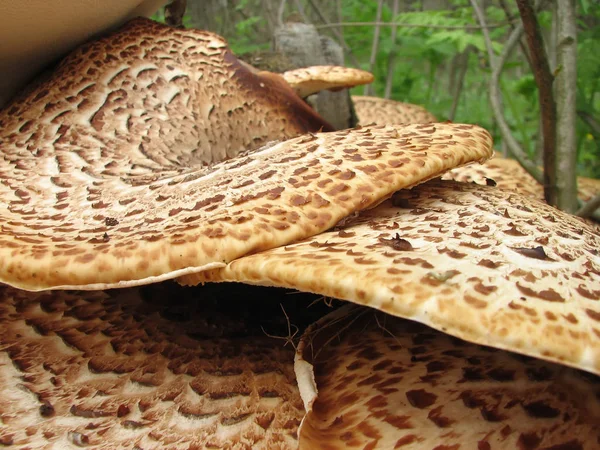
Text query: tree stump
274 22 358 130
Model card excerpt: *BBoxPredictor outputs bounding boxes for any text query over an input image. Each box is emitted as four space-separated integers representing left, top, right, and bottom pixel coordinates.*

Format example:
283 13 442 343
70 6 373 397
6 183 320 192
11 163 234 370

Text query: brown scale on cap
0 283 321 449
295 306 600 449
282 66 374 98
352 95 437 125
0 38 493 294
445 156 600 204
183 180 600 375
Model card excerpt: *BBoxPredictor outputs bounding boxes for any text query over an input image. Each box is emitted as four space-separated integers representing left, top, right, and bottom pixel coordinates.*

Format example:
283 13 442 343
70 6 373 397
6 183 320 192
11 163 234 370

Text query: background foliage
156 0 599 178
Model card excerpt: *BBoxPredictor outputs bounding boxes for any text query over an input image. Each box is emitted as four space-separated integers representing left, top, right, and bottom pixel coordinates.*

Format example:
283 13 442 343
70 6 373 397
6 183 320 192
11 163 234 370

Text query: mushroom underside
295 305 600 450
1 284 598 449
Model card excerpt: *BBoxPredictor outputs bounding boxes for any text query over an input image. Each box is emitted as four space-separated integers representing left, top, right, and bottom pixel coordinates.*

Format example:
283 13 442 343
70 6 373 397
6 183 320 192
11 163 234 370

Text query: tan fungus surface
296 306 600 449
0 284 305 449
445 156 600 203
282 66 374 98
184 180 600 375
352 95 438 125
0 65 492 292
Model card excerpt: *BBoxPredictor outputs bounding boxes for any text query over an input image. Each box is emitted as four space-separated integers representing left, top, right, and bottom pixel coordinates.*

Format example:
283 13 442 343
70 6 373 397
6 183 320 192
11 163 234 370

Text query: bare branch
470 0 543 182
499 0 533 67
449 48 471 121
516 0 557 205
576 194 600 219
364 0 384 96
577 110 600 136
384 0 400 99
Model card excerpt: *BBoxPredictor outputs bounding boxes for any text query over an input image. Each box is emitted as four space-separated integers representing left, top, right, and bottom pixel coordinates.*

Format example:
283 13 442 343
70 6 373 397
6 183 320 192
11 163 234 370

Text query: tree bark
516 0 557 206
165 0 187 28
554 0 578 213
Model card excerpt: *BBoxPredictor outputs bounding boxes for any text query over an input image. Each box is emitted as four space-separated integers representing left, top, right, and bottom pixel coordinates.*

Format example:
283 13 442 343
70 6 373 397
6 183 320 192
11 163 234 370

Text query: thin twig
315 20 520 30
374 313 403 347
261 304 300 350
470 0 543 182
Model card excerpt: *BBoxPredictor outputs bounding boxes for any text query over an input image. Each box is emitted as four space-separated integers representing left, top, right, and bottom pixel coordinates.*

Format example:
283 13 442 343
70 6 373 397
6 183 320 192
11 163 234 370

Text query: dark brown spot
427 405 453 428
478 259 502 269
480 407 506 422
516 283 565 302
406 389 437 409
511 246 552 260
39 402 55 417
522 401 560 418
586 309 600 322
517 432 541 450
104 217 119 226
394 435 418 447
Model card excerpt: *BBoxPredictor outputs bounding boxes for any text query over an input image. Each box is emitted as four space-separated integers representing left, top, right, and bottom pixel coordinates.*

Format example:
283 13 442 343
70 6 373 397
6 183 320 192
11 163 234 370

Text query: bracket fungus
182 180 600 375
0 17 493 292
446 155 600 205
282 66 374 99
352 95 438 125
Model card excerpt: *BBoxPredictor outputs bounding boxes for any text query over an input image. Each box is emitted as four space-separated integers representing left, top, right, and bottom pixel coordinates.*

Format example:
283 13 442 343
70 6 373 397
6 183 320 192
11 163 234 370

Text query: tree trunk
554 0 578 213
516 0 557 205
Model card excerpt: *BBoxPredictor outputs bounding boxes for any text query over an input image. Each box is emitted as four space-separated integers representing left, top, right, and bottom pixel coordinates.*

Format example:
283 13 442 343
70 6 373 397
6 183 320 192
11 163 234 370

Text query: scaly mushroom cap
0 98 492 291
2 17 334 167
296 306 600 449
352 95 437 125
183 180 600 375
446 156 600 203
0 284 312 449
282 66 374 99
